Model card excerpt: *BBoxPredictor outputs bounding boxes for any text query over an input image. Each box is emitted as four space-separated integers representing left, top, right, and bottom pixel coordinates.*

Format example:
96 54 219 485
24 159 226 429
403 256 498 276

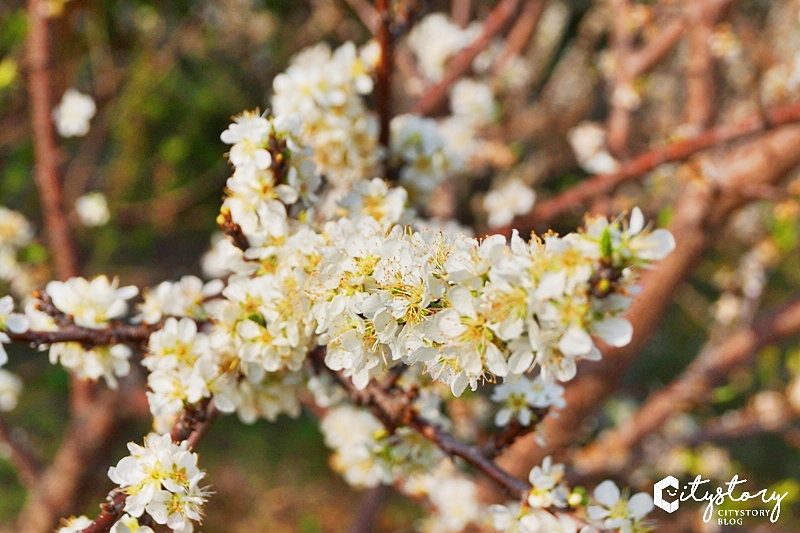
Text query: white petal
627 493 654 519
629 207 644 235
558 326 593 357
594 317 633 347
594 480 621 508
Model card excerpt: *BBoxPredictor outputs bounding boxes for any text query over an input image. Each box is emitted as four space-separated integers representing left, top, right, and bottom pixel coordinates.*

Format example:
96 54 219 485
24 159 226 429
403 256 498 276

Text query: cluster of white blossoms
0 205 37 296
212 109 675 400
389 114 463 194
491 375 565 427
52 88 96 138
271 41 381 188
483 179 537 228
567 122 619 175
321 388 444 489
108 433 209 533
43 276 138 387
489 458 654 533
402 460 483 533
135 275 222 324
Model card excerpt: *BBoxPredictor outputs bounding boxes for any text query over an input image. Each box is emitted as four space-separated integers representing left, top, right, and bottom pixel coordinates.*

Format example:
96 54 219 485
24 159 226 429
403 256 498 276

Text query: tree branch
340 0 379 33
0 416 42 489
410 0 523 117
375 0 394 155
491 124 800 493
496 100 800 236
310 348 533 499
7 323 159 349
26 0 78 280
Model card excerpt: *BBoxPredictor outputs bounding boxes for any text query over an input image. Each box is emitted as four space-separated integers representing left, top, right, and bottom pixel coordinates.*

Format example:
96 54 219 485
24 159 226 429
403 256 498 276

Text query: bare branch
7 324 158 349
375 0 394 158
410 0 523 117
26 0 78 280
0 417 42 489
340 0 380 33
496 100 800 236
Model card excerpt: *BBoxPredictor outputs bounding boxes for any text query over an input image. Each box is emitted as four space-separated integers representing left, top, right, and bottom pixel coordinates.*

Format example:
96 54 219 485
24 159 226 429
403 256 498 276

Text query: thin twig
340 0 380 34
311 348 532 498
375 0 394 155
492 0 546 76
410 0 522 116
26 0 78 280
0 417 42 489
496 99 800 235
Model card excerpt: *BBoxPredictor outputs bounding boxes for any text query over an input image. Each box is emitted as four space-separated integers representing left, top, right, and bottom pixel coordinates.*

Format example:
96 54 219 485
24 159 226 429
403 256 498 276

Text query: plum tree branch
26 0 77 281
410 0 524 116
496 100 800 236
310 349 534 499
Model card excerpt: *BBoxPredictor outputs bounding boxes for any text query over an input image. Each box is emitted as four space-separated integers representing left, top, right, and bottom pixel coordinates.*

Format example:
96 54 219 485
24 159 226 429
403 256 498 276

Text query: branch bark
26 0 77 281
0 417 42 489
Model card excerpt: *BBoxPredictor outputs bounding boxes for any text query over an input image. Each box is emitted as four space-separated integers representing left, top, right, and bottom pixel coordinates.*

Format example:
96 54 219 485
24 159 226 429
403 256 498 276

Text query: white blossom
75 192 111 227
46 276 138 329
0 295 30 367
57 516 93 533
587 480 653 533
0 369 23 411
53 89 96 137
483 180 536 228
108 433 209 533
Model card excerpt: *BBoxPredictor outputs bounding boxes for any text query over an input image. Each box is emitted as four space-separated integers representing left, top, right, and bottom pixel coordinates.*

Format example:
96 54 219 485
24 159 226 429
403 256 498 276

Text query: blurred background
3 0 800 531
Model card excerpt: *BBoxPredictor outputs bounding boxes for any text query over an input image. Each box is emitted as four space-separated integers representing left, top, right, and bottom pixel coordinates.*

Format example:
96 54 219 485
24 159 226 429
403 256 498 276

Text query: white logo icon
654 476 680 513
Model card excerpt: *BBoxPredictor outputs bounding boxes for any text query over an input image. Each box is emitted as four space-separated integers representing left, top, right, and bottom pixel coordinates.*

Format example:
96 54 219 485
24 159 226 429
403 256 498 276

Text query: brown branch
606 0 634 156
350 484 390 533
375 0 393 154
451 0 472 29
310 348 532 498
7 323 159 349
496 99 800 236
572 296 800 476
492 0 546 76
410 0 522 117
16 391 121 533
480 410 548 460
26 0 77 280
340 0 380 33
78 399 218 533
0 417 42 489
